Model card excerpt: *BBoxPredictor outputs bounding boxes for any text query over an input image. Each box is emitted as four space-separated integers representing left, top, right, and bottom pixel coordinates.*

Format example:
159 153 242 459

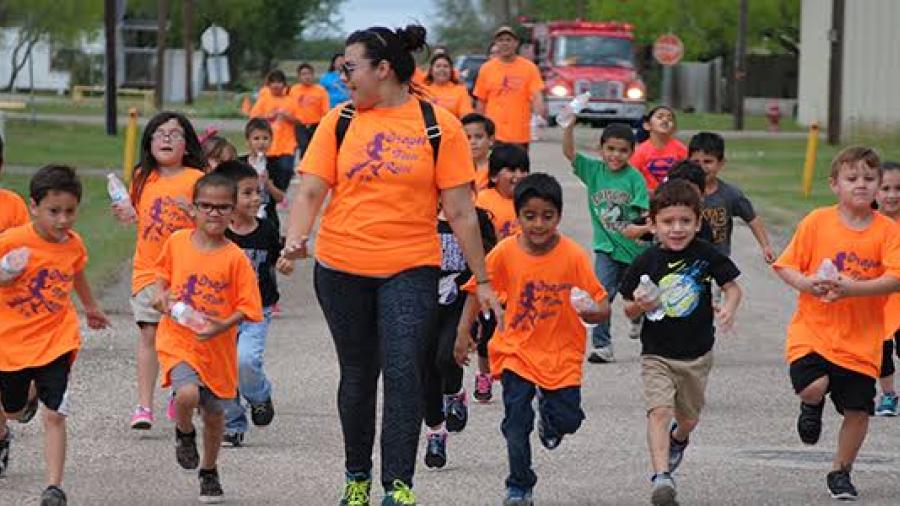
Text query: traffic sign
653 33 684 66
201 25 229 55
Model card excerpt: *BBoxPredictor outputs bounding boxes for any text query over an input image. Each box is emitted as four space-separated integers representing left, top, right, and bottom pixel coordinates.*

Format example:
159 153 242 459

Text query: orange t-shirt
411 67 427 85
299 97 474 276
0 224 87 371
250 92 302 156
0 188 29 232
422 82 474 119
774 206 900 378
289 83 331 125
463 234 607 389
476 188 519 239
474 160 490 191
131 168 203 295
629 138 688 190
155 230 263 398
473 56 544 144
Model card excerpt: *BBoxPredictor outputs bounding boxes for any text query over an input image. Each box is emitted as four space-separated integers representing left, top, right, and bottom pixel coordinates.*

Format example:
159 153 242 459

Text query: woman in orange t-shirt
110 111 205 431
282 24 501 501
421 53 474 119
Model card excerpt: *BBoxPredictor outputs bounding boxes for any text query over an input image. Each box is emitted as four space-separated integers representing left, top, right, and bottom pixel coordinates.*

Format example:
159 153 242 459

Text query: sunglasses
194 201 234 216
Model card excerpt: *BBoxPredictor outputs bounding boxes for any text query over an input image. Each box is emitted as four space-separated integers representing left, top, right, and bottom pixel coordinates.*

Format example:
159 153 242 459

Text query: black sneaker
826 469 858 500
798 401 825 445
423 431 447 469
199 467 224 504
668 422 689 473
18 394 39 424
222 432 244 447
537 413 562 450
175 428 199 470
0 427 10 478
250 397 275 427
444 390 468 433
40 485 67 506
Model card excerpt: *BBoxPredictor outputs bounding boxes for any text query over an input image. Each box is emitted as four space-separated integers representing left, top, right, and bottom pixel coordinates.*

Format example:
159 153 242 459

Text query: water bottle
816 258 839 281
556 91 591 129
570 286 599 328
250 151 268 176
636 274 665 321
170 301 210 334
107 173 136 221
0 247 30 281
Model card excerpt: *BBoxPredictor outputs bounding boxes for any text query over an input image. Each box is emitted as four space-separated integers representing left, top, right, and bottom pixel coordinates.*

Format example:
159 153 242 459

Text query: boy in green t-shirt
563 122 650 363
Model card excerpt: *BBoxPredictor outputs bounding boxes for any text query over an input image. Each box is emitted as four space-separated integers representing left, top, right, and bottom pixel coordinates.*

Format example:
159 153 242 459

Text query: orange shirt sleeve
0 189 29 232
773 212 813 274
575 245 608 305
298 106 339 183
472 61 492 101
250 93 271 118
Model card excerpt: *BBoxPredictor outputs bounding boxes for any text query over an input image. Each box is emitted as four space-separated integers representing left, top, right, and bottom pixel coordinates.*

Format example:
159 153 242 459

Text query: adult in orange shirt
476 143 529 239
0 165 109 504
473 26 546 149
290 62 331 158
250 70 303 191
282 24 501 504
422 53 473 119
773 147 900 500
110 111 206 431
455 174 609 503
0 134 28 232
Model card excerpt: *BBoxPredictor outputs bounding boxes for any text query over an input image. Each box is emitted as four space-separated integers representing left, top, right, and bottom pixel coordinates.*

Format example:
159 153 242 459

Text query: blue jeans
224 307 273 434
501 371 584 491
591 251 628 348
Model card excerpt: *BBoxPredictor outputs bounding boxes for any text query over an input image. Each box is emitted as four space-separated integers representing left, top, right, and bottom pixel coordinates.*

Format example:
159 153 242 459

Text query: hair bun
397 24 427 52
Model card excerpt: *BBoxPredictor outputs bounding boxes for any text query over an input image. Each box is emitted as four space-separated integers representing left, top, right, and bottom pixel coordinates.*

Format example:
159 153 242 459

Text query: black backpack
334 99 442 164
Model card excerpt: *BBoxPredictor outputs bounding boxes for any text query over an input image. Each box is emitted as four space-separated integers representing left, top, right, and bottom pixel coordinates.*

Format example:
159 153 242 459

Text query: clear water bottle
570 286 599 328
0 247 30 281
250 151 268 176
107 173 136 221
170 301 210 334
636 274 665 321
816 258 839 281
556 91 591 129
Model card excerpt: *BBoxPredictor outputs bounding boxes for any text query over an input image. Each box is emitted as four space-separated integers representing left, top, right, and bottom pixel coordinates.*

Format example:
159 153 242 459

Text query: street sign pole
212 29 222 103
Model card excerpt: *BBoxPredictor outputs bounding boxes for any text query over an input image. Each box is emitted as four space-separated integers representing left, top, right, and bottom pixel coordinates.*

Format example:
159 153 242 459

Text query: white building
798 0 900 137
0 27 104 93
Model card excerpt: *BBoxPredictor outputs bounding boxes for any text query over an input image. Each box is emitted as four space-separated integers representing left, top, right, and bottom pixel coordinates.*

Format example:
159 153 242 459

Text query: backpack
334 99 441 164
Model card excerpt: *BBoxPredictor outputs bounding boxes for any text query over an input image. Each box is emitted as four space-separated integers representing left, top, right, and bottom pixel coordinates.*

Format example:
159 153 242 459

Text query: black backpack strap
418 100 441 165
335 103 356 151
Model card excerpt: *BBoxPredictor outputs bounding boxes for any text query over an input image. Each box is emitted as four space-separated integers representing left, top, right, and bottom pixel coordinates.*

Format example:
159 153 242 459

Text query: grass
0 173 135 290
20 92 246 119
3 120 127 169
675 111 805 133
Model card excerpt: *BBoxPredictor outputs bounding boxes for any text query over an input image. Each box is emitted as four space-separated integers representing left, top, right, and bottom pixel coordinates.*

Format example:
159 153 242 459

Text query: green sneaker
381 480 416 505
340 473 371 506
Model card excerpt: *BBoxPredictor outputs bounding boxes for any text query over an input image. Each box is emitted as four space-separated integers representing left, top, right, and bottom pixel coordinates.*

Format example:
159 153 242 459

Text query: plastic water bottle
636 274 665 321
170 301 210 334
250 151 267 176
0 247 30 281
556 91 591 129
570 287 599 328
107 173 136 221
816 258 839 281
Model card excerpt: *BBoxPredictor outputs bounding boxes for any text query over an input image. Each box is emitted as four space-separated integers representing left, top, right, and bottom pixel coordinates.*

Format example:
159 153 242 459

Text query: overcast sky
336 0 438 36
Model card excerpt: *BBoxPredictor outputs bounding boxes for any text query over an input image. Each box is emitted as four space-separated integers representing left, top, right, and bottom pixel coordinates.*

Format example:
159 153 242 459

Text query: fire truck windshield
552 36 633 67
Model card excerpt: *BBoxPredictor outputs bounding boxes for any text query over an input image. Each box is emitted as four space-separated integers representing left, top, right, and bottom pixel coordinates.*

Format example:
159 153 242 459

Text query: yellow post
123 108 139 184
801 121 820 197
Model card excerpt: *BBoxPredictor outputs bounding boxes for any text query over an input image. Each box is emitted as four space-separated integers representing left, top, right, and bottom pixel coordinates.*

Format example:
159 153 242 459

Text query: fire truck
525 20 647 127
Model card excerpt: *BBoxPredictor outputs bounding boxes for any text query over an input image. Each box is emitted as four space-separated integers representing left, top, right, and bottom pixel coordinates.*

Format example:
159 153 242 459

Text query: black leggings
423 295 466 428
314 263 438 491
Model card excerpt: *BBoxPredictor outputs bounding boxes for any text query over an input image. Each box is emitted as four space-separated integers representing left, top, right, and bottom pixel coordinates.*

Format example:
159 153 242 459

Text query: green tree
431 0 492 54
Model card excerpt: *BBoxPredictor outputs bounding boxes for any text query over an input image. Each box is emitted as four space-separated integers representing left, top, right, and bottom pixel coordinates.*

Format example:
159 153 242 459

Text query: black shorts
789 353 875 415
880 338 897 378
0 353 71 413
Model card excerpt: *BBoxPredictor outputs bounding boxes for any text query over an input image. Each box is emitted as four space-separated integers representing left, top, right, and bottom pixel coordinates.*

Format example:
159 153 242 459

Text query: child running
240 118 287 230
112 112 205 430
630 106 687 192
773 147 900 500
213 161 293 446
620 179 742 506
688 132 775 262
875 161 900 416
455 173 610 506
461 113 495 195
152 172 263 503
563 121 649 364
0 165 110 505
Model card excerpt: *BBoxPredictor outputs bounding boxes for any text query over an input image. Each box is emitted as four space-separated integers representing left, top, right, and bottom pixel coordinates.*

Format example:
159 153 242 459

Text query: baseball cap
493 26 519 40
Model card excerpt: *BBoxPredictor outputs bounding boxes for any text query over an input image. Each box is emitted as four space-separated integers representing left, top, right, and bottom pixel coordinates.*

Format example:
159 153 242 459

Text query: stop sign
653 33 684 66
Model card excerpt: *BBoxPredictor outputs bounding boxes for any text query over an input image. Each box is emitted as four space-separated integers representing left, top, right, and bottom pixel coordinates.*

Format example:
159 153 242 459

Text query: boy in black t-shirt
620 179 743 506
214 161 294 446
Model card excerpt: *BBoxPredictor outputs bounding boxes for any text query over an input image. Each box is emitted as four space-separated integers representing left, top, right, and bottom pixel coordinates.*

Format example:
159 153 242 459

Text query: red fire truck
525 20 647 127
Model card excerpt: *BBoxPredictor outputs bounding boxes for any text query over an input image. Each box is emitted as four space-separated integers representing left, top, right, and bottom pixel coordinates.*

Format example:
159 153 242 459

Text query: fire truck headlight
549 84 570 98
626 86 644 100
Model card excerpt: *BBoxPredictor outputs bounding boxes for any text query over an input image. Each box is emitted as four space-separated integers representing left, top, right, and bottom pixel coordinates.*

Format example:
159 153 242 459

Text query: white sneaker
587 345 615 363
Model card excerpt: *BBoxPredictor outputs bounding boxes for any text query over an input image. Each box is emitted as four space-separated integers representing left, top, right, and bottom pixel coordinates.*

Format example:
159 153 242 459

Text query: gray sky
337 0 438 36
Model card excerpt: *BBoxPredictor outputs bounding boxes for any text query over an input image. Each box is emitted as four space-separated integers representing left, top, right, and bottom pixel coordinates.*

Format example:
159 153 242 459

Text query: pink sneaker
130 406 154 430
166 394 176 422
473 373 492 403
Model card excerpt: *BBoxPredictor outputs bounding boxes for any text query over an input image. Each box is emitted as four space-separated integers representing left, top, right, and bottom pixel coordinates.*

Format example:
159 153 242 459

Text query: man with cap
473 26 546 150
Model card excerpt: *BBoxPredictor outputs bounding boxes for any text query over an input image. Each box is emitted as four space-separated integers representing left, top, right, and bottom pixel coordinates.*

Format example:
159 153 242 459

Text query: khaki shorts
130 285 162 325
641 352 714 420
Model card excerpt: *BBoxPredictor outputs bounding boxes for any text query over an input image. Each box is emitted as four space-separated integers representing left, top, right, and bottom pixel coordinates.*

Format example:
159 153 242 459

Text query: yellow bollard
801 122 820 197
123 108 139 184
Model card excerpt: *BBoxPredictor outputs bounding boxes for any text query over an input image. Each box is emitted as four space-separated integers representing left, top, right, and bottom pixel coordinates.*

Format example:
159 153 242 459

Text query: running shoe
129 406 154 430
668 421 689 473
826 469 858 501
40 485 67 506
250 397 275 426
503 486 534 506
473 372 492 403
382 480 416 505
175 427 199 470
423 430 447 469
587 345 615 363
340 472 371 506
798 401 825 445
222 432 244 447
650 472 677 506
199 467 224 504
444 390 468 432
875 392 899 417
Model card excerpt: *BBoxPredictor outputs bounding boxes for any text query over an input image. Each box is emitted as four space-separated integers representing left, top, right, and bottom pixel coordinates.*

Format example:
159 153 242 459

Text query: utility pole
104 0 117 135
827 0 845 145
732 0 748 130
154 0 168 110
184 0 193 104
499 0 511 24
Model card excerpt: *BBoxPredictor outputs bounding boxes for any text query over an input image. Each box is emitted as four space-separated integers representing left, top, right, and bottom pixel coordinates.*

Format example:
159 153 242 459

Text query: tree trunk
3 31 39 92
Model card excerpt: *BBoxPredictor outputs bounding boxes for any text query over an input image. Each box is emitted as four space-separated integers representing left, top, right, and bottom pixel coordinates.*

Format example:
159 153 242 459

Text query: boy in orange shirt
289 63 330 158
0 165 109 505
152 172 263 503
461 113 495 191
455 173 609 505
773 147 900 501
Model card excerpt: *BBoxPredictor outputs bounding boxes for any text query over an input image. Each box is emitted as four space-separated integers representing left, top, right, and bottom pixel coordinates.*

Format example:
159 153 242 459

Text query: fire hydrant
766 100 782 132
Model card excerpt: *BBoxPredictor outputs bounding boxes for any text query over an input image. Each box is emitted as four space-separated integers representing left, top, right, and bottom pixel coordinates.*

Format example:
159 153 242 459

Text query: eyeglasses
151 130 185 142
193 201 234 216
339 62 358 77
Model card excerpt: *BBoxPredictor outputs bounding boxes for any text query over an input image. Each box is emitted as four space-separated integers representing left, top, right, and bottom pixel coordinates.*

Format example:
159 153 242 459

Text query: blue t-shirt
320 71 349 107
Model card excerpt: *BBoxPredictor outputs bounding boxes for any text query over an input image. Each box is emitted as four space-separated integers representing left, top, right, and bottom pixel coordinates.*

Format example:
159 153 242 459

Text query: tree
0 0 102 91
431 0 491 54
